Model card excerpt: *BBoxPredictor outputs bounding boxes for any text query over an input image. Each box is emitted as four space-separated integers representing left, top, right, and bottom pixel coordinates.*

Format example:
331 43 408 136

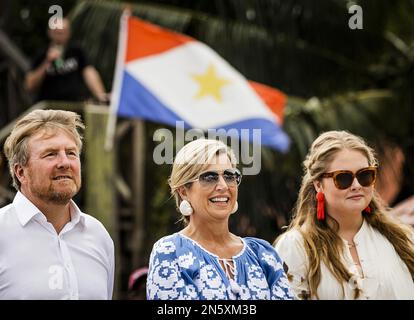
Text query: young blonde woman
275 130 414 299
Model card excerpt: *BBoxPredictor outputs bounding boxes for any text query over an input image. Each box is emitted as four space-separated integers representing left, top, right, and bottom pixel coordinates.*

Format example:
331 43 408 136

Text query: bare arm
83 66 108 103
25 61 49 92
25 46 61 92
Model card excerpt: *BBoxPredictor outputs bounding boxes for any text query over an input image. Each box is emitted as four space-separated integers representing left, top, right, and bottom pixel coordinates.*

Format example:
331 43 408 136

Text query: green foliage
64 0 414 244
4 0 414 265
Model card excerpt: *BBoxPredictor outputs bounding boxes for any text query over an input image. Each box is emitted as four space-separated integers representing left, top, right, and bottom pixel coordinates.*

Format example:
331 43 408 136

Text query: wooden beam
84 104 116 231
0 29 31 72
130 119 146 269
83 104 120 297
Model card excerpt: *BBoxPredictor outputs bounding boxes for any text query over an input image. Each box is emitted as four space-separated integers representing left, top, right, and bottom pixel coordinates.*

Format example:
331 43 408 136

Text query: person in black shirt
25 18 108 103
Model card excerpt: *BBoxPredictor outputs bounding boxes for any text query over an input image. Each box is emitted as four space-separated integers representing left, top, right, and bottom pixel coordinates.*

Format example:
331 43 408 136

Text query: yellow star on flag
192 64 231 102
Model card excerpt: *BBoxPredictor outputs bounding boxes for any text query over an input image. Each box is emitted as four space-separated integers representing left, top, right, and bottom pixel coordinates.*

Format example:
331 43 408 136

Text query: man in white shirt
0 109 114 299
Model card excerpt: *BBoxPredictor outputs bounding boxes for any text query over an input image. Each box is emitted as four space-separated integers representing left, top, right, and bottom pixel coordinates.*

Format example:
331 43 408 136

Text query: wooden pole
130 119 146 269
84 105 115 232
84 104 120 297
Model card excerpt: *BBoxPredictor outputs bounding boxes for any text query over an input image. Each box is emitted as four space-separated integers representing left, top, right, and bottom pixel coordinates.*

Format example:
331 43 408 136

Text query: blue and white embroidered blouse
146 233 294 300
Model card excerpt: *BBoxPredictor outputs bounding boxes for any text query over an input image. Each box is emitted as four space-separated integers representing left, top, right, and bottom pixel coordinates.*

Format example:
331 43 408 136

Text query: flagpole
105 8 131 151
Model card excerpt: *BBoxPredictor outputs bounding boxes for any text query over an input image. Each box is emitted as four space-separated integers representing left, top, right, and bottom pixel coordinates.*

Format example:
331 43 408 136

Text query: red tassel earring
363 205 372 214
316 192 325 221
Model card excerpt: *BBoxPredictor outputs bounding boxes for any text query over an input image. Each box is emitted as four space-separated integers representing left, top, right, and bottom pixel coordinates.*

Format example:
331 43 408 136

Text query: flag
109 13 290 151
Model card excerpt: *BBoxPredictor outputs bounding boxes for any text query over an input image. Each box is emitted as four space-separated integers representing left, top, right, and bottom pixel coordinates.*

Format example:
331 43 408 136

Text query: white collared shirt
0 192 114 300
275 219 414 299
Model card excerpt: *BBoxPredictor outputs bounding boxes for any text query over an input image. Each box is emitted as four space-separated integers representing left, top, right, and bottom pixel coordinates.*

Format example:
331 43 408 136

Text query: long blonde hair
276 130 414 299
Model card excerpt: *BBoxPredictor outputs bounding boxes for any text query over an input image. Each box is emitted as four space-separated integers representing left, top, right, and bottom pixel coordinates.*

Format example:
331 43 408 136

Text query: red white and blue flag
109 13 290 151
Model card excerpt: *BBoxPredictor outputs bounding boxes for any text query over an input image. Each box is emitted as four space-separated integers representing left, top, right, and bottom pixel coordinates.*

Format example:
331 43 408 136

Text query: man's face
48 18 71 45
17 128 81 205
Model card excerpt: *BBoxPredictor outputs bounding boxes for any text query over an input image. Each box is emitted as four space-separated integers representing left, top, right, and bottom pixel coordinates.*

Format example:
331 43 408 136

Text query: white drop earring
179 200 193 216
231 201 238 214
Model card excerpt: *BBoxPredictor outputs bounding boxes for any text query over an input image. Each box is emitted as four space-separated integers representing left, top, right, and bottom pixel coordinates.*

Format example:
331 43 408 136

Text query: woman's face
314 149 374 219
181 153 238 222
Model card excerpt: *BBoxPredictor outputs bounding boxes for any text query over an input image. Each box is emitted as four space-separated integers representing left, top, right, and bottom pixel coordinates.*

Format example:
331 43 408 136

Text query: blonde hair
275 130 414 299
169 139 237 223
4 109 85 190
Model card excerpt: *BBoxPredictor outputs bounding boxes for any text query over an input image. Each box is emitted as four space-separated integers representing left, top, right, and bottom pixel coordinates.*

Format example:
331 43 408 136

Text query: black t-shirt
31 46 91 102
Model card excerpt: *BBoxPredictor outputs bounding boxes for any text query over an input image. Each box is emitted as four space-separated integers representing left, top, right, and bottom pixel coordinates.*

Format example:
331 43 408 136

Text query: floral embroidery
272 273 294 299
246 265 270 299
147 234 294 300
238 284 251 300
262 252 284 271
155 240 176 254
178 252 196 269
147 259 185 299
196 264 227 299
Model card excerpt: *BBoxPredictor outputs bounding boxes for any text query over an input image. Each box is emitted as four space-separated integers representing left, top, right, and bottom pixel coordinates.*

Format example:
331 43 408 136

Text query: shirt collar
13 191 86 227
354 218 368 241
69 200 86 226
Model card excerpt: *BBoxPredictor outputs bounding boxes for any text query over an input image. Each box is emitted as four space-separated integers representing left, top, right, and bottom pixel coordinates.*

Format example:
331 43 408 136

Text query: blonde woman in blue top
147 139 293 300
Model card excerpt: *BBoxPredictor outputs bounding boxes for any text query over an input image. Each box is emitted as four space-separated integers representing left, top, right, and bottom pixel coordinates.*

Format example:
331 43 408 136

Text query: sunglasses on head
321 166 377 190
191 168 242 188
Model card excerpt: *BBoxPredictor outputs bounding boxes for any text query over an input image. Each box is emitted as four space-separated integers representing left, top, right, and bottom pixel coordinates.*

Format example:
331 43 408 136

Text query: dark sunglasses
192 168 242 188
321 166 377 190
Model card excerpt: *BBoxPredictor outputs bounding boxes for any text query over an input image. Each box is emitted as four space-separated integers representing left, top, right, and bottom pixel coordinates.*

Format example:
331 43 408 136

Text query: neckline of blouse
177 232 247 260
341 218 368 247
